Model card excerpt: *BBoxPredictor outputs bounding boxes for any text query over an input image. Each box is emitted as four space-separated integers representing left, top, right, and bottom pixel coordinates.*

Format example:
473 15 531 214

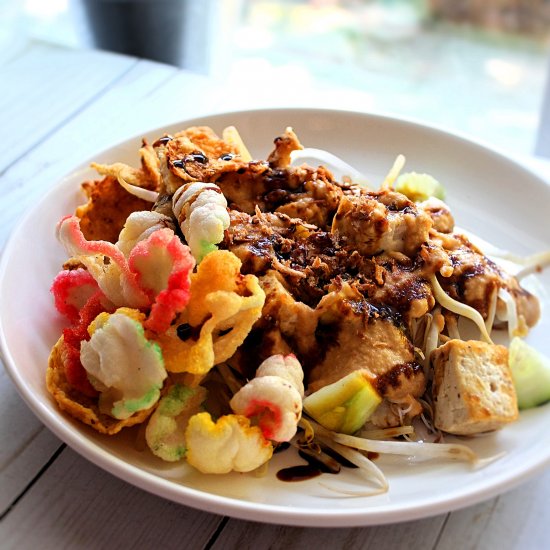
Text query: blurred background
3 0 550 156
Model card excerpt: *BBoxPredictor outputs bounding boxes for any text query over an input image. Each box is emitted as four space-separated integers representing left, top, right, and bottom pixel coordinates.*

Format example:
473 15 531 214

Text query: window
15 0 550 155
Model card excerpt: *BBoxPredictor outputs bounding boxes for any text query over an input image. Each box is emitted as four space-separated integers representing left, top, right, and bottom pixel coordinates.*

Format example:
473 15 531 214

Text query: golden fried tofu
331 190 433 257
431 339 518 435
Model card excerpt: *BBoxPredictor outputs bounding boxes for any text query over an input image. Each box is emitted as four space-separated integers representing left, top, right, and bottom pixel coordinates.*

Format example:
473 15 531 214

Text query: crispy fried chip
172 181 230 262
145 383 207 462
91 162 150 188
83 308 167 420
221 126 252 162
266 127 302 169
57 217 193 327
147 126 251 195
174 126 242 160
47 336 153 435
91 161 159 203
164 138 245 190
139 141 162 189
157 250 265 376
185 412 273 474
76 176 155 243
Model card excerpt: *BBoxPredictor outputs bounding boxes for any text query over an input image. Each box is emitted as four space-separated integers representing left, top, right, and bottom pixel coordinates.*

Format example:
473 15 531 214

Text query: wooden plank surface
436 471 550 550
0 425 62 517
209 515 447 550
1 447 223 550
0 42 137 174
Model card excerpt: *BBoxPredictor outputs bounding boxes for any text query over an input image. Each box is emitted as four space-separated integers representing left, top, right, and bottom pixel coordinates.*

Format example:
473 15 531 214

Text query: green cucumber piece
509 337 550 409
304 371 381 434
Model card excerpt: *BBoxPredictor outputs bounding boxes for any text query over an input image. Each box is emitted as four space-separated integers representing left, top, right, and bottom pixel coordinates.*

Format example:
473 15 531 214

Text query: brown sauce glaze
276 450 338 482
152 135 173 147
321 446 360 469
273 442 291 454
276 464 323 482
277 445 360 483
375 361 423 395
176 323 201 341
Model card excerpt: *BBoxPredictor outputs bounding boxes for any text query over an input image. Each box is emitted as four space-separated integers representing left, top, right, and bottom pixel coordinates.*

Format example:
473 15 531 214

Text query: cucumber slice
395 172 445 202
303 371 382 434
509 337 550 409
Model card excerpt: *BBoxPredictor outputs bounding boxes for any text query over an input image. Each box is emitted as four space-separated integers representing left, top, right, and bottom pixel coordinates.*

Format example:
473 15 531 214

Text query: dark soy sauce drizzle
277 464 323 482
276 450 335 482
277 445 361 482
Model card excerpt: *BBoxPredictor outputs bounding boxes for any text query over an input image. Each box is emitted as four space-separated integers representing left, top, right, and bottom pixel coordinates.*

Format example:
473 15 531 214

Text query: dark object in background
82 0 216 73
429 0 550 38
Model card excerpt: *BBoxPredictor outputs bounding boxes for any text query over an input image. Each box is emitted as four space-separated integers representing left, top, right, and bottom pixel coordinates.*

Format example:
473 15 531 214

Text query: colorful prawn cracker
115 211 175 258
61 292 111 397
57 215 194 332
157 250 265 376
129 228 195 333
51 268 105 325
47 336 154 434
81 308 167 419
145 383 207 462
230 355 304 442
185 412 273 474
172 181 230 262
57 215 149 307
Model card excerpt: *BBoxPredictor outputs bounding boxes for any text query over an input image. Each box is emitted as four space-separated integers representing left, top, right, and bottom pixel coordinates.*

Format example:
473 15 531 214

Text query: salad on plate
46 124 550 494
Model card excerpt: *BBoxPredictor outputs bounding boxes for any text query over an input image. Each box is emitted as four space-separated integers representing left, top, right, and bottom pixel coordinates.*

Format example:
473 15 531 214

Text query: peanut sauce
375 361 423 395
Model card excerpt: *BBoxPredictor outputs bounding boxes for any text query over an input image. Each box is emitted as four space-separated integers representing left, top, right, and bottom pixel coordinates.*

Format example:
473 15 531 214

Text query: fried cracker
75 176 154 243
46 336 153 435
173 126 241 159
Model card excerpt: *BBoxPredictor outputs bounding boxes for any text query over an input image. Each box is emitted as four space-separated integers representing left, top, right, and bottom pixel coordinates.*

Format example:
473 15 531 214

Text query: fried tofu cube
431 340 518 435
331 191 433 257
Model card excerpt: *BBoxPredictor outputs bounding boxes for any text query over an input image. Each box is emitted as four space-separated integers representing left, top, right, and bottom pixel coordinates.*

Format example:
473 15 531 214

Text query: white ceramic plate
1 108 549 527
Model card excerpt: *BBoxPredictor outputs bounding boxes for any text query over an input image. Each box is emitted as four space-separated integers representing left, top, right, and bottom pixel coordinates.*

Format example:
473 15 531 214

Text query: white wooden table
1 41 549 549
